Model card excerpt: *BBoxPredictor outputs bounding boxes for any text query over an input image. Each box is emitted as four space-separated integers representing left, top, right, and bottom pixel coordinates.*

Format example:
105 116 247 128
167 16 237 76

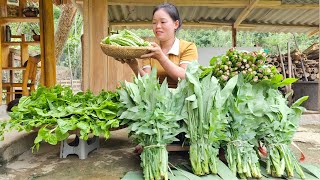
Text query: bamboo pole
287 42 293 103
277 45 286 79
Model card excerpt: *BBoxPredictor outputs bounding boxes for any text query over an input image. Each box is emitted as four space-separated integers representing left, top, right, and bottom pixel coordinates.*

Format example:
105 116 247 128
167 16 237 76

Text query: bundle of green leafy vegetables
256 75 308 179
225 74 307 179
0 85 121 151
118 68 185 180
102 29 151 47
180 62 238 175
225 76 266 179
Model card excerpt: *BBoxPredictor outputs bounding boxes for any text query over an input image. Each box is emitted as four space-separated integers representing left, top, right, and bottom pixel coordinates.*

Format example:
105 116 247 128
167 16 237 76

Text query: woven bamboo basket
100 43 150 59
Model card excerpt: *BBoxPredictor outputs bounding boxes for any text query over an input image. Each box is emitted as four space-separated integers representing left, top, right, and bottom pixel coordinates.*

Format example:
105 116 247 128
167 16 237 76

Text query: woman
122 3 198 154
123 3 198 88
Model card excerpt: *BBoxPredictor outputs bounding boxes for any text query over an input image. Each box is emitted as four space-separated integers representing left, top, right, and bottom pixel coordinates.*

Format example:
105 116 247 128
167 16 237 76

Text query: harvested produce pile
182 49 307 179
118 69 185 180
0 42 312 180
201 48 278 83
101 29 151 47
267 43 319 81
0 85 121 151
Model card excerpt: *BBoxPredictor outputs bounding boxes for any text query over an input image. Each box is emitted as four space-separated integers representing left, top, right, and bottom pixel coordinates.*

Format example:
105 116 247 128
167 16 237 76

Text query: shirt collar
167 38 179 56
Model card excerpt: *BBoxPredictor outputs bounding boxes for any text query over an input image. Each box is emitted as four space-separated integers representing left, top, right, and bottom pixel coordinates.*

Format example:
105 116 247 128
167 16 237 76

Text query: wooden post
20 34 29 65
19 0 26 17
318 49 320 112
39 0 56 87
232 24 237 47
83 0 109 94
0 0 6 105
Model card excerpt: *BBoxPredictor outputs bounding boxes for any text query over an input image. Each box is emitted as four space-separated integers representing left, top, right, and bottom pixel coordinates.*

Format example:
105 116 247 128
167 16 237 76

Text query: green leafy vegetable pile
180 62 237 175
201 48 277 83
183 59 307 179
0 85 121 151
101 29 151 47
118 68 185 180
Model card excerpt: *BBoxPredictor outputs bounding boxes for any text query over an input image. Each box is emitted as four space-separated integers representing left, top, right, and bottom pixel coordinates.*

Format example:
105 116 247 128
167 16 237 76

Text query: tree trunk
54 4 77 61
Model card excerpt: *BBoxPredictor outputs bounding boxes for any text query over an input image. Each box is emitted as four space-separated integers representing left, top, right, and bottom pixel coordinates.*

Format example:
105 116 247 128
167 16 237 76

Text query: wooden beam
0 17 39 25
39 0 56 87
110 21 318 30
308 29 320 36
234 0 260 28
77 0 319 9
242 23 318 29
256 2 319 9
110 21 237 29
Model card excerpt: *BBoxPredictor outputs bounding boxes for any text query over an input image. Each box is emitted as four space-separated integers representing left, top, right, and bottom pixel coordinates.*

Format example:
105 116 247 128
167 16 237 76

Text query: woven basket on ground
100 43 150 59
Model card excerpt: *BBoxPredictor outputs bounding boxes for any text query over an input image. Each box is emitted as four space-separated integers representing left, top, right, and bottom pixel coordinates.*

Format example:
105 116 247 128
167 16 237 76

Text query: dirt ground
291 124 320 164
0 123 319 180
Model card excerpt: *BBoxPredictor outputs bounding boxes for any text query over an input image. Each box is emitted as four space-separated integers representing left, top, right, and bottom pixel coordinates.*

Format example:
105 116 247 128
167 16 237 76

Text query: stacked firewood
267 43 319 81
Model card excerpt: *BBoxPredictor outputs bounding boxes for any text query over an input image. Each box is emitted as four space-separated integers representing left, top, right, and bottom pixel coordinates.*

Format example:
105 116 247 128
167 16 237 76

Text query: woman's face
152 9 179 42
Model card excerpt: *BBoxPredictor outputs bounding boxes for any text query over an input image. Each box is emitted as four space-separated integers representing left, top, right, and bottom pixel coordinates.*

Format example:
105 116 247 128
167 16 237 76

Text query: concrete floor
0 105 320 180
0 129 190 180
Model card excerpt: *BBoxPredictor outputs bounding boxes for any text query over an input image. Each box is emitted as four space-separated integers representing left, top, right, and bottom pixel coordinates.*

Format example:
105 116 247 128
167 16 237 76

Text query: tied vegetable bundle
101 29 151 47
180 62 237 176
256 76 308 179
201 48 277 83
118 68 185 180
0 85 121 151
224 73 307 179
225 77 269 179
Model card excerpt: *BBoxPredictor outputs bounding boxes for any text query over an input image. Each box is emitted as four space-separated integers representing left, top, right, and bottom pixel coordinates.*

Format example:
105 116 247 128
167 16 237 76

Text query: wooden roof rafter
308 29 320 36
110 20 318 29
75 0 319 9
233 0 260 28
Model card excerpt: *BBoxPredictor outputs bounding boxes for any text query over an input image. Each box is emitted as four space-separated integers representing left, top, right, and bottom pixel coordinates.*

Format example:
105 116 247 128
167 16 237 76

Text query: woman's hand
140 42 166 62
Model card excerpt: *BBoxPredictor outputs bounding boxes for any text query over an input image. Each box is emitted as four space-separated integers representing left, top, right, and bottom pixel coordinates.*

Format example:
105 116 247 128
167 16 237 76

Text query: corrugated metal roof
108 5 319 34
282 0 318 4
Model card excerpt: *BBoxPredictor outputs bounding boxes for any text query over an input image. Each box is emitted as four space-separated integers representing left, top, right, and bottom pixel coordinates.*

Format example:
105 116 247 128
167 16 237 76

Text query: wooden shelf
0 17 40 25
2 41 40 46
2 67 26 70
2 67 40 70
